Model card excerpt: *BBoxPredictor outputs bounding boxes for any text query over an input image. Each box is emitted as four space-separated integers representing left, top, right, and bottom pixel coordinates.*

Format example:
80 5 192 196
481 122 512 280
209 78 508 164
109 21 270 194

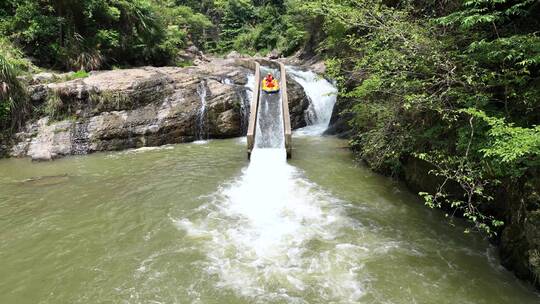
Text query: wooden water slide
236 59 292 159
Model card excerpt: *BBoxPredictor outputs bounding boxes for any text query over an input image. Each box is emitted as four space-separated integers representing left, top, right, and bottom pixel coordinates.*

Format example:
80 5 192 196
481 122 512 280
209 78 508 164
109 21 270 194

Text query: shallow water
0 137 538 303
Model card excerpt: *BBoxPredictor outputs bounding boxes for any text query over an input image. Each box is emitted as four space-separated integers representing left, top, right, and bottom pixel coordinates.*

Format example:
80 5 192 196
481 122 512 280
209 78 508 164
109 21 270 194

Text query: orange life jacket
265 76 275 88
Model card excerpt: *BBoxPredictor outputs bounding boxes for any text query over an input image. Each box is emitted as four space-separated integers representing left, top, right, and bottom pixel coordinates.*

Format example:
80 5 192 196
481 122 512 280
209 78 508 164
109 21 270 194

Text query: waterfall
221 77 234 85
240 74 255 135
196 80 208 141
287 67 338 135
71 121 89 155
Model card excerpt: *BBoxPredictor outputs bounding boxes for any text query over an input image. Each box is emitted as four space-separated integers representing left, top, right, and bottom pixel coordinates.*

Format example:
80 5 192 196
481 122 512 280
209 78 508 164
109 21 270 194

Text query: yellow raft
262 79 280 94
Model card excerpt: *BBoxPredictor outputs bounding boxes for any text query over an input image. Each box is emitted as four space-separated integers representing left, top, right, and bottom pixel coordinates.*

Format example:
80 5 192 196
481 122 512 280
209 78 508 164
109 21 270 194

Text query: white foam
118 145 174 155
236 137 248 145
175 148 364 302
192 140 210 145
287 67 337 136
173 67 361 302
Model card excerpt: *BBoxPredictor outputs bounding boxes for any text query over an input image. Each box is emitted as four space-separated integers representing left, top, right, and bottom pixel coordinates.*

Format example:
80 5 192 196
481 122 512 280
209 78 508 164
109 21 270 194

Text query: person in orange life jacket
264 73 276 88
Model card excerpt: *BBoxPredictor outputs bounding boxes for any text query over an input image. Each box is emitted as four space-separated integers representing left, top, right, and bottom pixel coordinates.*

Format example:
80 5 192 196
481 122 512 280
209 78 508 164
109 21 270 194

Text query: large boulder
10 59 315 160
177 45 210 65
323 96 354 138
267 49 280 60
31 72 56 84
12 61 255 160
226 51 243 59
499 173 540 288
287 78 310 129
11 118 73 161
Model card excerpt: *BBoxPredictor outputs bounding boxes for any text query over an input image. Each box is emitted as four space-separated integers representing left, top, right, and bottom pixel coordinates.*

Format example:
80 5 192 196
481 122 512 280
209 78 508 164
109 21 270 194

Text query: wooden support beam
279 62 292 159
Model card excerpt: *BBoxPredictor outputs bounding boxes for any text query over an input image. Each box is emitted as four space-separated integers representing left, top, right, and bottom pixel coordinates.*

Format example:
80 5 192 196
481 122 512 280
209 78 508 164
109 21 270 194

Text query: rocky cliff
9 59 311 161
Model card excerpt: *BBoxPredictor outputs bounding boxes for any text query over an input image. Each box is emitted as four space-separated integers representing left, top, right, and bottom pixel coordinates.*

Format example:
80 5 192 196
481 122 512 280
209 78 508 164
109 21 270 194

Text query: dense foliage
0 0 213 70
0 0 304 134
1 0 539 236
0 0 303 70
0 38 33 131
291 0 540 236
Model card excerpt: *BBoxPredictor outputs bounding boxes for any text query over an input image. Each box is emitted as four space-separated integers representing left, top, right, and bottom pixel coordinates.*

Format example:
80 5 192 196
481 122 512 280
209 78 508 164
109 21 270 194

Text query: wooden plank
241 59 291 159
246 61 260 159
279 62 293 158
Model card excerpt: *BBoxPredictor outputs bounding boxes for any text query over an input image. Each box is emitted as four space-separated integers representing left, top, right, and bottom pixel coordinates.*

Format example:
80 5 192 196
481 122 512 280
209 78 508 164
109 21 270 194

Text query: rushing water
196 80 208 141
255 67 283 149
241 74 255 135
287 67 337 136
0 138 539 303
0 67 539 303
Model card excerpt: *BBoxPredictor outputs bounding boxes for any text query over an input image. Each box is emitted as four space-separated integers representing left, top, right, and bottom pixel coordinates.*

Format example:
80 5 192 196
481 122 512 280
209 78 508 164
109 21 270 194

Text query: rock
287 78 310 129
281 52 327 75
30 71 82 85
323 96 354 138
267 49 280 60
219 69 248 85
204 78 244 138
310 61 326 75
0 145 6 157
29 84 48 101
32 72 56 84
226 51 242 59
498 174 540 288
0 135 9 157
22 118 73 161
10 59 316 160
42 68 174 117
216 109 241 137
187 45 200 54
177 45 209 65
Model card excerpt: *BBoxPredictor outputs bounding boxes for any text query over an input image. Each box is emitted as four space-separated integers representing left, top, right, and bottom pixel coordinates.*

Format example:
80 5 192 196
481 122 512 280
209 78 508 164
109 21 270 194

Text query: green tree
290 0 540 235
0 39 31 131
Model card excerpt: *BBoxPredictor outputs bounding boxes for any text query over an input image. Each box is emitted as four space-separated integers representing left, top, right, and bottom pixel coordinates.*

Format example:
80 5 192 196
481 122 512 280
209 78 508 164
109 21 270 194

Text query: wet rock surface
10 59 311 160
287 78 311 130
499 174 540 289
324 96 354 138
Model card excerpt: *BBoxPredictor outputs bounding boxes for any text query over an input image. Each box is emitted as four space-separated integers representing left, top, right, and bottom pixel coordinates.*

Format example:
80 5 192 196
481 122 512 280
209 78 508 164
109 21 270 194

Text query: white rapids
175 148 364 303
175 67 364 303
287 67 338 136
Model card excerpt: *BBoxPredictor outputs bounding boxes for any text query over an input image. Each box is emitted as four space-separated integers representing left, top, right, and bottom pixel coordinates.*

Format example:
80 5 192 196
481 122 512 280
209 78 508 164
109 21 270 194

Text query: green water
0 137 538 303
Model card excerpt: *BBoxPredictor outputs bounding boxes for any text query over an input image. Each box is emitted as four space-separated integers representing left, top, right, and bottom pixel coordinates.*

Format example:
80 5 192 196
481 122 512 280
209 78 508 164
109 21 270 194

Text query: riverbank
326 96 540 290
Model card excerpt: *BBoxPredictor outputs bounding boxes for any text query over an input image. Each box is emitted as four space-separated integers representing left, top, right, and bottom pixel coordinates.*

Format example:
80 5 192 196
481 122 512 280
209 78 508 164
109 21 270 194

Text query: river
0 68 538 303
